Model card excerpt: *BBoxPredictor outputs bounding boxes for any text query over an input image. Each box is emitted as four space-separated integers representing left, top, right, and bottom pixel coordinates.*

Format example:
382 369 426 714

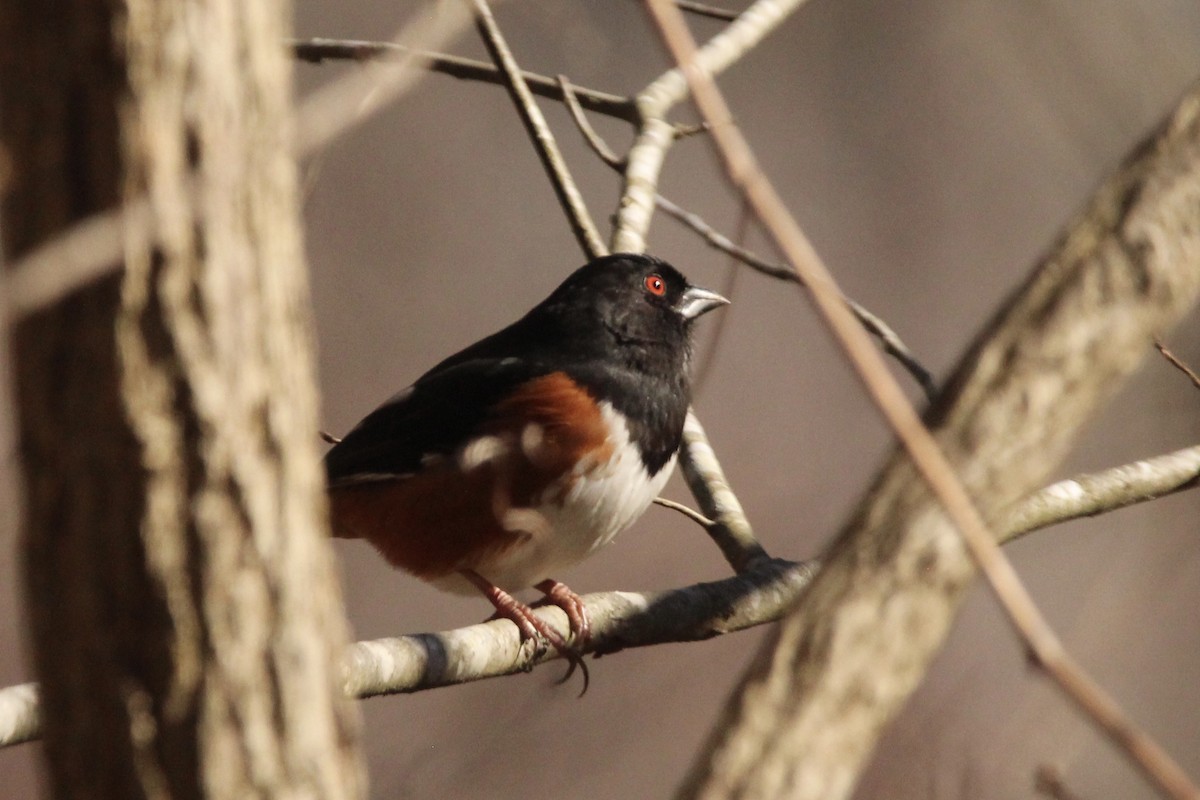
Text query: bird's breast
537 402 674 559
434 400 674 593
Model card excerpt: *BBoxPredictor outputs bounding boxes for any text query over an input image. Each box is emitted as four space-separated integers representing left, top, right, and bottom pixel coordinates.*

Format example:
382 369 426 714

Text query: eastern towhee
325 253 727 682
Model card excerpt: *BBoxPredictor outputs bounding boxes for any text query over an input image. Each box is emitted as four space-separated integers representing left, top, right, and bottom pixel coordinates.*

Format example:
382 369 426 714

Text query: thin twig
655 193 937 399
1154 339 1200 389
654 496 718 529
472 0 607 259
292 5 475 163
656 194 794 279
678 411 767 573
290 37 637 123
645 3 1200 799
558 75 626 168
673 120 712 139
638 0 811 114
4 199 152 319
676 0 741 22
843 298 937 401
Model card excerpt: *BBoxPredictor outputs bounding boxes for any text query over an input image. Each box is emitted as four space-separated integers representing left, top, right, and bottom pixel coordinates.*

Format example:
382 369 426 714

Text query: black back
325 254 703 483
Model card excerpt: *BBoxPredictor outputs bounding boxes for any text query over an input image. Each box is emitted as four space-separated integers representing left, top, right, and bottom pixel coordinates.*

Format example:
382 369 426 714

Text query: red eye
644 274 666 296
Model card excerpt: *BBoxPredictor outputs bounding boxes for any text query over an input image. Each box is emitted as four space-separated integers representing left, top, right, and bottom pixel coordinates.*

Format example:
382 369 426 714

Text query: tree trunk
0 0 364 797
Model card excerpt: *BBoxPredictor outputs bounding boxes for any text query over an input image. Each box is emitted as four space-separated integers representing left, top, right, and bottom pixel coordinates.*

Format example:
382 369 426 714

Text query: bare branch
291 38 637 122
613 0 813 253
676 1 741 22
678 410 767 572
558 75 626 168
1005 444 1200 538
472 0 606 259
673 120 712 139
1155 339 1200 390
844 298 937 401
654 193 793 280
292 4 474 163
653 496 718 529
2 440 1198 747
645 2 1200 799
639 0 812 114
3 198 151 319
345 558 817 697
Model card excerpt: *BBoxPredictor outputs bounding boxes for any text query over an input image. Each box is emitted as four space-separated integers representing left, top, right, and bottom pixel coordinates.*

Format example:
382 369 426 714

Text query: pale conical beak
677 285 730 320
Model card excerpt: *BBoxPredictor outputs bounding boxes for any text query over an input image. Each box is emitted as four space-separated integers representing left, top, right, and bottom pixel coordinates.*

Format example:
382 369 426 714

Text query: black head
537 254 728 362
417 253 727 395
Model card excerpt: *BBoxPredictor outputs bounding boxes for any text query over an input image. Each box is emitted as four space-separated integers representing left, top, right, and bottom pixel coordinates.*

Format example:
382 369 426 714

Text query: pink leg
461 570 589 693
533 578 591 647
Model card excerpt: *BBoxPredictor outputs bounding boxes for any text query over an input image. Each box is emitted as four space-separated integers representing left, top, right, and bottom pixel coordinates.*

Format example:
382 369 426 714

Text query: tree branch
1005 444 1200 538
344 558 818 698
675 1 741 22
678 410 767 572
2 442 1196 748
291 37 637 122
558 75 627 167
612 0 814 253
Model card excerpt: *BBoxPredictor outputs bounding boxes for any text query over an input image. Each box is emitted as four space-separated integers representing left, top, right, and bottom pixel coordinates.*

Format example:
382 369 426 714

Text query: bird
324 253 728 684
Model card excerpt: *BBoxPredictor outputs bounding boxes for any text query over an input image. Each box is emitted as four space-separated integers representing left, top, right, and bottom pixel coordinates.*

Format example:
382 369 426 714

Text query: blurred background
3 1 1199 797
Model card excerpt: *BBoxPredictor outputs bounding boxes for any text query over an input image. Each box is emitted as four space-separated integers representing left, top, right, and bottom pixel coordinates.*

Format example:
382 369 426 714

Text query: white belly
432 402 675 593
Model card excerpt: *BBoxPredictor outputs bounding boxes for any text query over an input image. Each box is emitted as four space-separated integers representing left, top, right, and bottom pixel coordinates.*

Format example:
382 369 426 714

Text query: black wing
323 357 550 487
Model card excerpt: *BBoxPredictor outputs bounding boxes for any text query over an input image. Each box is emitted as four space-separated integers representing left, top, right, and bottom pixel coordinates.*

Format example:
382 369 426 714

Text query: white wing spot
460 400 675 591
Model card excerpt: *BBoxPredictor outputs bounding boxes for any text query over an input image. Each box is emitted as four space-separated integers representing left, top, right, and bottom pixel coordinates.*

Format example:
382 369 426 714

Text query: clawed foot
463 570 590 694
532 579 591 644
532 578 590 691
